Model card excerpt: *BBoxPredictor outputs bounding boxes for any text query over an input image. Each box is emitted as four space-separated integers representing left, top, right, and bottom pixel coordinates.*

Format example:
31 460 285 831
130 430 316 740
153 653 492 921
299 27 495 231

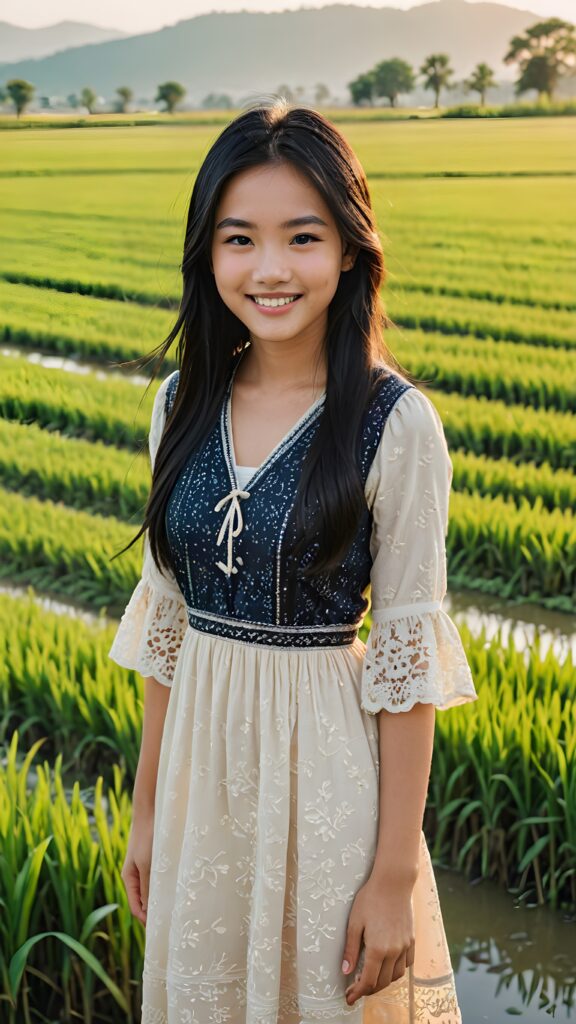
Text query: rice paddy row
3 355 573 469
2 271 576 415
1 412 574 523
1 478 573 613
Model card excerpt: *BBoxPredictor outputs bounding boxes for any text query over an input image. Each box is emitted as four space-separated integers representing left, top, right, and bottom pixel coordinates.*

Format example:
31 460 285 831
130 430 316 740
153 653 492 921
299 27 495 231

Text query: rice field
0 115 574 1022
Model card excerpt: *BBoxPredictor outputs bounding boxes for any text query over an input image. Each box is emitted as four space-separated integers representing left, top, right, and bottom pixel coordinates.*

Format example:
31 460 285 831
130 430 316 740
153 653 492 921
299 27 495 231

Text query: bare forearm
370 702 436 885
132 676 171 817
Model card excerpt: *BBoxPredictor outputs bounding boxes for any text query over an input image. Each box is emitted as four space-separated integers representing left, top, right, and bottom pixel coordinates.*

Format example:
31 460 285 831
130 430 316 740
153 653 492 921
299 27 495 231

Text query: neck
238 339 327 393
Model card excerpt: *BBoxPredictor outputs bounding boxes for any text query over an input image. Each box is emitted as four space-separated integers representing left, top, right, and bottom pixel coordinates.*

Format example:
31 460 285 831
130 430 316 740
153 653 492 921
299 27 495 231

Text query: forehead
216 161 332 221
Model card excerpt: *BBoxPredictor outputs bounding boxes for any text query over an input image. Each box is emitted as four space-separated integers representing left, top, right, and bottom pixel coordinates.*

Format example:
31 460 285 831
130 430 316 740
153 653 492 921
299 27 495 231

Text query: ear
341 243 358 273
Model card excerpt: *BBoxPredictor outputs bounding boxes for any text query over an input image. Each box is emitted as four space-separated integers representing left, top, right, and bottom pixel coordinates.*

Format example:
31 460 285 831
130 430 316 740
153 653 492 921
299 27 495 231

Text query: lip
247 294 303 315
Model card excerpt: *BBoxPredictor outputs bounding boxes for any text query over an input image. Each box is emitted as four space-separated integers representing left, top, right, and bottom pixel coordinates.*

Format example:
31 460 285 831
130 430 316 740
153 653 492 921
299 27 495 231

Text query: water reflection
1 344 151 386
444 589 576 663
437 868 575 1021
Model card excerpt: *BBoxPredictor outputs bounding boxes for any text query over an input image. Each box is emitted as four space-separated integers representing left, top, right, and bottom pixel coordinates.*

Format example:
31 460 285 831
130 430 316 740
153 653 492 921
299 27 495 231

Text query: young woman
109 99 478 1024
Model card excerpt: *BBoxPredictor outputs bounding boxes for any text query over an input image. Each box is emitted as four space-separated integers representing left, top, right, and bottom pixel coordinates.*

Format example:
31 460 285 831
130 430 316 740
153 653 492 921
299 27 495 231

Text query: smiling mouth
248 295 303 306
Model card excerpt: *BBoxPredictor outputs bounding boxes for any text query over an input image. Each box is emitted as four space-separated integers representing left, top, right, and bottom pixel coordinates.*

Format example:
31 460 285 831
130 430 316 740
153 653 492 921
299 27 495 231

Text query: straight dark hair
111 98 420 585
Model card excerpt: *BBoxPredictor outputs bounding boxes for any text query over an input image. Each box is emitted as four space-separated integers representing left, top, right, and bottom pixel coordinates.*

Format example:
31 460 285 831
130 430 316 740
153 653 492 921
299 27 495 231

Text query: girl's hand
341 874 416 1006
121 812 155 926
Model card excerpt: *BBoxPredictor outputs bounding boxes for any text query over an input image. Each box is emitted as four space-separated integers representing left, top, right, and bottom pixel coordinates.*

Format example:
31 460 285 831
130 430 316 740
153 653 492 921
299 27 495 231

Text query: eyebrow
215 215 328 230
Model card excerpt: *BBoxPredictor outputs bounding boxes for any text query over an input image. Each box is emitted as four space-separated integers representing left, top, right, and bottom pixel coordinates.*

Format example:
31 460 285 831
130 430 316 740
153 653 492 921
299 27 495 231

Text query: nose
251 245 292 285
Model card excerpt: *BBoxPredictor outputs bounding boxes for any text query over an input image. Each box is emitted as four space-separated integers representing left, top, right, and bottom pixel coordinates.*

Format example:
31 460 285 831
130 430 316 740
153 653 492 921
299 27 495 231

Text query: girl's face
210 160 355 350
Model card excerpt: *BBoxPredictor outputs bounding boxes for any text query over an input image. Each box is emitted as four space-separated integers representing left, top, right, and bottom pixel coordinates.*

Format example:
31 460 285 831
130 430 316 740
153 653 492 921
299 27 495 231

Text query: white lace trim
360 603 478 714
108 375 189 688
108 573 189 688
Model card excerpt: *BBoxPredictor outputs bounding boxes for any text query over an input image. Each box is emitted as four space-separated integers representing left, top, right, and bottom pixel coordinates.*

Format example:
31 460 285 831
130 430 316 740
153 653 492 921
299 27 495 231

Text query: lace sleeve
107 372 188 688
361 387 478 715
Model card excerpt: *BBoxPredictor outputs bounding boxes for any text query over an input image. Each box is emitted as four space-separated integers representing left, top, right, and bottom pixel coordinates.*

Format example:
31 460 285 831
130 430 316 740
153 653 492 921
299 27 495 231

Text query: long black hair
111 98 419 582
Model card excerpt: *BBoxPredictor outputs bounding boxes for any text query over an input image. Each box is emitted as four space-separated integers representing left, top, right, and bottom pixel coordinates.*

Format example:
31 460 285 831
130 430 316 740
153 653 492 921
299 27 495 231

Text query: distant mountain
0 2 564 104
0 19 128 63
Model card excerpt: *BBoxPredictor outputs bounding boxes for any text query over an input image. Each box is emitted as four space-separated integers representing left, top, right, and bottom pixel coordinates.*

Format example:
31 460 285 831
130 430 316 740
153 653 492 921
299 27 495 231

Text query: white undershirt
232 455 259 489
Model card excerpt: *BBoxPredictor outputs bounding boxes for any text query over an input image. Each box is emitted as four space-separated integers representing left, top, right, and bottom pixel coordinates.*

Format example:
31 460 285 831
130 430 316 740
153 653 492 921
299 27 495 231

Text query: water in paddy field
1 344 152 385
437 868 575 1022
443 588 576 664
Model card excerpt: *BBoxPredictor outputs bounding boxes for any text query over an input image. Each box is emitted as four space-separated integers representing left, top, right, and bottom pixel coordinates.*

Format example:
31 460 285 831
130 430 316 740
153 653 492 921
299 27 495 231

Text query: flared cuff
360 601 478 715
108 575 189 688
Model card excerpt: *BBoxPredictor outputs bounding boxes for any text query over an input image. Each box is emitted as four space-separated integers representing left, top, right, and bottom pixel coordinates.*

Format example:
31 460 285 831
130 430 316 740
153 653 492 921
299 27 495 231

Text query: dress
108 347 478 1024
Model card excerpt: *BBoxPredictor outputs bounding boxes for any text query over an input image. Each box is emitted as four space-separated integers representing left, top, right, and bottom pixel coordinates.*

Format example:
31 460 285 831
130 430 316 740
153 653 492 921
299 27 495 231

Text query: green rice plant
0 732 141 1023
449 449 575 514
0 356 157 450
421 623 576 912
0 472 573 615
3 279 574 410
430 391 575 470
1 589 569 962
0 116 573 176
0 593 144 781
2 354 574 470
391 328 576 412
0 418 150 520
447 491 575 611
0 487 141 609
386 287 576 349
1 411 573 531
388 267 576 314
0 278 174 364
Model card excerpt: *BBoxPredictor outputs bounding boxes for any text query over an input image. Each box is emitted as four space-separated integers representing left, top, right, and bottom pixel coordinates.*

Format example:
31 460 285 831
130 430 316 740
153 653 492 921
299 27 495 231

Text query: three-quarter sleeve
360 386 478 715
108 372 188 688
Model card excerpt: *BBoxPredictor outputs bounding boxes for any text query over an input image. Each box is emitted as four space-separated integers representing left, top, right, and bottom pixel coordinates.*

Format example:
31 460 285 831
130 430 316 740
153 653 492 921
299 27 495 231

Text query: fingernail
342 959 350 973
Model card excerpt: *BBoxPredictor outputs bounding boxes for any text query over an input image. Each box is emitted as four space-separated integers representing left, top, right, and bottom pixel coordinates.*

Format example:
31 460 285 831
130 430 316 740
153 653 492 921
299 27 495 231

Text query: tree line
1 16 574 118
349 18 575 107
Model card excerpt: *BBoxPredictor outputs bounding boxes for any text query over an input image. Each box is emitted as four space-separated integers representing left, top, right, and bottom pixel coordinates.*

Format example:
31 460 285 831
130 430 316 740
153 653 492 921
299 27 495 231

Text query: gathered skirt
141 625 462 1024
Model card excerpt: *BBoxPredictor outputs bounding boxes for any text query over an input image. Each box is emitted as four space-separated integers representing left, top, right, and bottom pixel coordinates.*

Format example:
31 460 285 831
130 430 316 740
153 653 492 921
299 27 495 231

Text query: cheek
212 250 245 288
307 249 343 286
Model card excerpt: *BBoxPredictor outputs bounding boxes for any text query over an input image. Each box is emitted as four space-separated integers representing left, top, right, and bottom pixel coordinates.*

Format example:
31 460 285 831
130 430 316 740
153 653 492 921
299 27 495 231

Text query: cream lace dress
108 373 478 1024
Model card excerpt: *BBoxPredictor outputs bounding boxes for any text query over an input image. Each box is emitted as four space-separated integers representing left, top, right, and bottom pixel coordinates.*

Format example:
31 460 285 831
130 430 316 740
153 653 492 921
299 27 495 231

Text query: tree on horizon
155 81 186 113
463 62 497 106
372 58 415 107
419 53 455 108
116 86 134 113
348 71 377 106
80 87 97 114
504 17 576 102
6 79 35 118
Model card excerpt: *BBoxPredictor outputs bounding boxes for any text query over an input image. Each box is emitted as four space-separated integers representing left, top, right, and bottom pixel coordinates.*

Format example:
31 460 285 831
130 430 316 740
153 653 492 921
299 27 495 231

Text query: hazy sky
5 0 574 34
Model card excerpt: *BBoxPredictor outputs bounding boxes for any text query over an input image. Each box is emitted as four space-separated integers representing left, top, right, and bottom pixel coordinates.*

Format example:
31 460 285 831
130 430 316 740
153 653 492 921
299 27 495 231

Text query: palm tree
419 53 455 109
463 63 497 106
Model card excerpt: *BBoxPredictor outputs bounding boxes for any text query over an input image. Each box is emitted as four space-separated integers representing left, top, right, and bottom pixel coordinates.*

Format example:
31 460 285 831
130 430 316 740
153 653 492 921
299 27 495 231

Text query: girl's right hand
121 813 155 926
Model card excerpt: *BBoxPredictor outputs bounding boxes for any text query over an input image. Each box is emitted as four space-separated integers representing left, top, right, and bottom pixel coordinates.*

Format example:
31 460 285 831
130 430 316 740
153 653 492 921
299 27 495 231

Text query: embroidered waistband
186 607 361 649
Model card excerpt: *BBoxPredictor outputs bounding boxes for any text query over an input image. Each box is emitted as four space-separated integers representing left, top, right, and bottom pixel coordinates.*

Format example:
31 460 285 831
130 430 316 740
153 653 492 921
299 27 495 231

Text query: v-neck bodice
163 350 414 648
224 347 327 492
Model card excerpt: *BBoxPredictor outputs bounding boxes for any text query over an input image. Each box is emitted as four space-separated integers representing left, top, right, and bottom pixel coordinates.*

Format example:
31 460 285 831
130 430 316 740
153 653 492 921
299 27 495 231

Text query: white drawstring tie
214 487 251 575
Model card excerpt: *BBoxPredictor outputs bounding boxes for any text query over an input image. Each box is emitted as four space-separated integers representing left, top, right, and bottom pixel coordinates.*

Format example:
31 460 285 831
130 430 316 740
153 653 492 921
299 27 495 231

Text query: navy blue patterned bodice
163 350 413 649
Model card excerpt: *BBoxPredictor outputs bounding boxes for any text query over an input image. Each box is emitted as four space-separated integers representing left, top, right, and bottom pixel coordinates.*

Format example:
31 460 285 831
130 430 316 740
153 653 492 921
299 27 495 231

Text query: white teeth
252 295 299 308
